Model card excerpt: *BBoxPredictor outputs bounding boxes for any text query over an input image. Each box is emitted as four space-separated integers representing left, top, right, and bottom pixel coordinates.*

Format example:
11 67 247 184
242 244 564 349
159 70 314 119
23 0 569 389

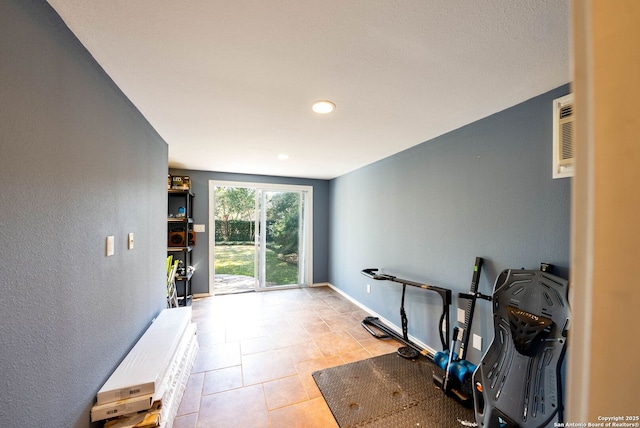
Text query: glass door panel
257 190 301 288
213 185 257 294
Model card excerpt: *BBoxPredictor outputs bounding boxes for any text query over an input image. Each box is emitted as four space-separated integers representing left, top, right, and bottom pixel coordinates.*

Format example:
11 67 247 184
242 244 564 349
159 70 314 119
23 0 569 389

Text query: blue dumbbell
449 359 477 383
449 362 469 383
459 360 477 374
434 350 459 370
434 351 449 370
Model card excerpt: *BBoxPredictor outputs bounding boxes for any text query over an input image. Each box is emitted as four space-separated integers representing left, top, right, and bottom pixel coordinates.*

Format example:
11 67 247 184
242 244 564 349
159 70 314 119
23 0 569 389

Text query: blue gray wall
328 85 571 364
168 169 330 294
0 2 168 427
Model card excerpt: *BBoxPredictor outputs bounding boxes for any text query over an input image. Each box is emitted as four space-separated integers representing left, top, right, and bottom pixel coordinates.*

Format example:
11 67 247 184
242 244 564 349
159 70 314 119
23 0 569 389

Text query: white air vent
552 94 575 179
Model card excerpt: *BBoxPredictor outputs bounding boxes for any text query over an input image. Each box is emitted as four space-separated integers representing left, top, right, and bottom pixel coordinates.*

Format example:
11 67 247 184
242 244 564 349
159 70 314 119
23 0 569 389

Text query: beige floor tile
285 309 323 324
196 328 226 348
345 326 374 341
193 317 224 334
338 348 372 364
359 337 403 356
242 348 297 385
202 365 243 395
294 355 345 376
268 397 338 428
197 384 269 428
349 308 371 320
176 372 204 417
263 375 308 410
260 303 291 319
298 372 323 399
240 335 272 355
191 341 241 373
225 324 270 342
313 331 364 356
263 289 307 303
285 342 324 364
254 316 291 329
298 299 332 311
329 301 359 314
268 325 313 349
301 320 332 336
322 313 360 332
173 413 197 428
321 295 347 306
313 307 340 319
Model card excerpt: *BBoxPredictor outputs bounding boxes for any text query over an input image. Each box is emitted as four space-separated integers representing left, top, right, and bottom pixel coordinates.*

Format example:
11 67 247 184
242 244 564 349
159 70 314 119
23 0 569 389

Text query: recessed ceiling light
277 154 290 160
312 100 335 114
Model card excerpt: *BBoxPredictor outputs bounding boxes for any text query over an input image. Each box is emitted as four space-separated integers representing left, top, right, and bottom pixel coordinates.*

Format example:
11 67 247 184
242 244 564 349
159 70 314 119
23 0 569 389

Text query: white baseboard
325 283 437 356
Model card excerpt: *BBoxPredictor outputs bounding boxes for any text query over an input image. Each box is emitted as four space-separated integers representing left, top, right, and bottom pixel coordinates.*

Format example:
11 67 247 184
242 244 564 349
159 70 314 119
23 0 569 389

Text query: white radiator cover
553 93 575 179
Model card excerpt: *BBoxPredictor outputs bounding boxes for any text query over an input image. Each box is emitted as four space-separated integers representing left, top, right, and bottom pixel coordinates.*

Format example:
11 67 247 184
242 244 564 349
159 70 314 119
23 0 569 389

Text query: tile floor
173 286 401 428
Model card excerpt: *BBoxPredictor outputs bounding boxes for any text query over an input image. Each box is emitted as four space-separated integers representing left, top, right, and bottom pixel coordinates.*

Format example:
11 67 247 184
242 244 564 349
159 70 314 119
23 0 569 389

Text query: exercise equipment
361 268 452 359
432 257 488 407
432 328 475 407
473 269 570 428
458 257 492 360
434 352 477 385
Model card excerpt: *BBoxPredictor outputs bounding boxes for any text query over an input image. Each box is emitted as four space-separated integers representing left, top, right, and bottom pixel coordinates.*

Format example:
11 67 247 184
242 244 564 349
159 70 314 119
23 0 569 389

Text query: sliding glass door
210 181 312 294
256 189 305 288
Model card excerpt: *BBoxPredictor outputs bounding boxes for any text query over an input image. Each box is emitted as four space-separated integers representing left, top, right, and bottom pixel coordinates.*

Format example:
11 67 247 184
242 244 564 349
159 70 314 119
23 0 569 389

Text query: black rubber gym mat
312 353 476 428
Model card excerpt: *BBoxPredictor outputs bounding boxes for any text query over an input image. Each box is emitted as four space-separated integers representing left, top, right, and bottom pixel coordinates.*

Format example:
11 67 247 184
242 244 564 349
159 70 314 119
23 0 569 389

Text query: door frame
208 180 313 295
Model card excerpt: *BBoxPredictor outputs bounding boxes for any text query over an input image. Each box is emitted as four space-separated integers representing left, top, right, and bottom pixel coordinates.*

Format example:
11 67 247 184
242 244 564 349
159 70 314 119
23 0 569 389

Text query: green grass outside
214 244 298 285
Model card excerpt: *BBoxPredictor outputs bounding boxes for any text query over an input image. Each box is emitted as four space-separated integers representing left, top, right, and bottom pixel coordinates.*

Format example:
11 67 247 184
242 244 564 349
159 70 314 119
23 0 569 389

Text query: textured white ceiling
46 0 570 179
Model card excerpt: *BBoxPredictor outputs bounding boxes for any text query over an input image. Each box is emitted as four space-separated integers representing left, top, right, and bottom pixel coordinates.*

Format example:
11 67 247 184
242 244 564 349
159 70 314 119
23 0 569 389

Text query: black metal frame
361 268 452 357
457 257 491 360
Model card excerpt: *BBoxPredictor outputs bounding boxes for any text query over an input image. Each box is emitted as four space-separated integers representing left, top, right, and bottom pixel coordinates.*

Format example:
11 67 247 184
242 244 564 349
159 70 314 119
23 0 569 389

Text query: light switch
128 233 134 250
457 308 465 324
193 224 205 233
106 236 115 256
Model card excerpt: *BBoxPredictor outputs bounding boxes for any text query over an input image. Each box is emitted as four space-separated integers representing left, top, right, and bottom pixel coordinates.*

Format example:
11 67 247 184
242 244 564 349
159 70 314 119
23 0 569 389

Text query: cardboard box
171 175 190 190
103 405 161 428
91 394 154 422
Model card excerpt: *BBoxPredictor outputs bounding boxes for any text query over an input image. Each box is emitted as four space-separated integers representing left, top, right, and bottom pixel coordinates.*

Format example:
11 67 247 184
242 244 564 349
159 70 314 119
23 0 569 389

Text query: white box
160 326 199 428
104 324 198 428
96 307 192 405
154 322 197 402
